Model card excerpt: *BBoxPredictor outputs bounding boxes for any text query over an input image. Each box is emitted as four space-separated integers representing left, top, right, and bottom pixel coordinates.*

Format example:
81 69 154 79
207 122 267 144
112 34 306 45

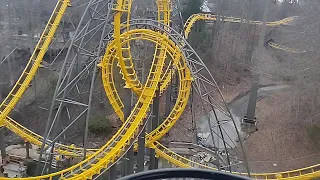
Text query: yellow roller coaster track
268 41 306 53
1 29 179 180
0 0 70 123
0 0 319 179
0 0 96 158
0 0 90 157
0 0 294 155
183 13 294 39
100 22 320 180
183 13 303 54
100 28 192 146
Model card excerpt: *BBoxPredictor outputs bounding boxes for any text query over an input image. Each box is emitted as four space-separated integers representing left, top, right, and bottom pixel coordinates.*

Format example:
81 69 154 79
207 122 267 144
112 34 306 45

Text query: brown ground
245 91 320 173
166 73 320 173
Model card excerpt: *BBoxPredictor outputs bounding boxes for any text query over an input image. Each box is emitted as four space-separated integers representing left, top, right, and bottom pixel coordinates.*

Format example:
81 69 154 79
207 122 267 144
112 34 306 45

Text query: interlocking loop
0 0 318 179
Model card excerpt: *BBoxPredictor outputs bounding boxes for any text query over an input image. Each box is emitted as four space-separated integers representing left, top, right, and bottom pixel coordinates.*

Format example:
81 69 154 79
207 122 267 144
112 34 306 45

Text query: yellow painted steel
268 41 306 53
101 0 192 150
100 30 320 180
157 0 171 26
183 13 302 54
0 0 95 157
100 28 192 145
0 0 318 179
0 0 70 125
153 142 320 180
101 3 320 179
3 116 96 157
0 30 177 180
183 13 293 39
113 0 144 96
102 0 174 122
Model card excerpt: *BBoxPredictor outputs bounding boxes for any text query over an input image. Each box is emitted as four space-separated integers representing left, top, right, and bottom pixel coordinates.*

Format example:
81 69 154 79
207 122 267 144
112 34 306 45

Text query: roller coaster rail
0 0 319 179
268 41 306 54
183 13 302 54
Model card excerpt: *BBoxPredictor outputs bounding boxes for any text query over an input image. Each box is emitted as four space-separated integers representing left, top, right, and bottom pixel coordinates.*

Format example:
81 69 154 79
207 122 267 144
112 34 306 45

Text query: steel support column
121 160 126 177
103 170 110 180
109 163 117 180
163 83 171 144
243 73 259 133
123 88 133 176
25 141 30 159
83 0 114 158
258 0 269 51
165 84 171 117
126 146 134 175
0 128 6 161
35 1 95 175
137 124 145 172
36 0 114 175
246 74 259 120
149 87 160 170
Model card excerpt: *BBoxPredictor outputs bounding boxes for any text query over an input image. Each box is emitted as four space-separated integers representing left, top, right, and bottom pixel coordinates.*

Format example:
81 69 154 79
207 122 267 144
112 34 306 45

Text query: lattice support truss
36 0 115 174
107 19 248 173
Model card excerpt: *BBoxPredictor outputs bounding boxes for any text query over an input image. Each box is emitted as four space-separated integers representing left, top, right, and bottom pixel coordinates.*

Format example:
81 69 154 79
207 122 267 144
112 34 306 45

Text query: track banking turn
0 0 318 179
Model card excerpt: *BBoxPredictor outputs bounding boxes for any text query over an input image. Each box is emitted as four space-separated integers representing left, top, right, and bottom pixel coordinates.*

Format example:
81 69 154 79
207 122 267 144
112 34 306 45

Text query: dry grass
245 91 320 172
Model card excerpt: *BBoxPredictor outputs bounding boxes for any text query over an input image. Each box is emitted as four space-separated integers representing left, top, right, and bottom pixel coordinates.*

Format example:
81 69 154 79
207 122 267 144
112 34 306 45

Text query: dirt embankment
245 90 320 173
165 61 320 173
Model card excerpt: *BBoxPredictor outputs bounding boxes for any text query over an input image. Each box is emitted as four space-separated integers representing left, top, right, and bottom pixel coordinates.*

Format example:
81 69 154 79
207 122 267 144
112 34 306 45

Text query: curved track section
0 0 97 157
0 0 319 179
183 13 294 39
0 29 181 179
113 0 143 96
154 142 320 179
183 13 302 54
268 41 306 53
0 0 70 124
101 28 191 147
102 0 192 148
102 19 320 179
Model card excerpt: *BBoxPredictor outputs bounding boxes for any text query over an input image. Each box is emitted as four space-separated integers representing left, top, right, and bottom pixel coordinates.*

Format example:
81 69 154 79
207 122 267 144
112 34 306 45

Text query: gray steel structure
25 0 250 178
36 0 115 175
